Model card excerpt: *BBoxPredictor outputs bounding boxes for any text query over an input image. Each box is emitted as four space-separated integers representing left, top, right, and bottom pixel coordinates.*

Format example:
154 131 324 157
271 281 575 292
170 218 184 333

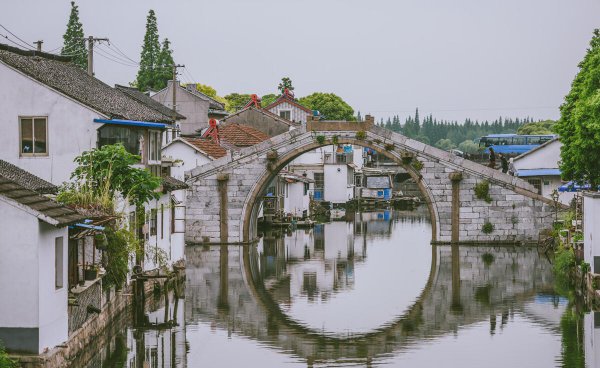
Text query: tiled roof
0 171 85 227
265 94 312 114
115 85 186 120
0 160 57 194
162 176 189 191
0 43 174 123
180 137 227 159
219 123 270 147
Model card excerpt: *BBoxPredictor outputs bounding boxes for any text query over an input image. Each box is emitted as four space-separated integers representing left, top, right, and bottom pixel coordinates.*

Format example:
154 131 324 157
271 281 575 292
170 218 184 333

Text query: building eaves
264 94 312 114
0 176 85 227
115 85 186 120
0 160 57 194
0 43 174 123
162 176 189 192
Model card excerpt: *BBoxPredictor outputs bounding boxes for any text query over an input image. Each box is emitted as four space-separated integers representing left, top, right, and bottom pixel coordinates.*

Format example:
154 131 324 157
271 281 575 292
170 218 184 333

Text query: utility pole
171 64 185 121
33 40 43 52
86 36 109 76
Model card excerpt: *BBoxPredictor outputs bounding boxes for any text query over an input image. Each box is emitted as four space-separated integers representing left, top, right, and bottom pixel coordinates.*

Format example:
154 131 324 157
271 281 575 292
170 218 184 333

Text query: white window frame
148 130 162 163
19 116 49 157
279 110 292 121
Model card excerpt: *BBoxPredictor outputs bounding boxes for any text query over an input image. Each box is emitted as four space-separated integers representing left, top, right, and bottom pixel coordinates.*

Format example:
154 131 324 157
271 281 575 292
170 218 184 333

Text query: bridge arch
241 136 440 243
186 119 558 245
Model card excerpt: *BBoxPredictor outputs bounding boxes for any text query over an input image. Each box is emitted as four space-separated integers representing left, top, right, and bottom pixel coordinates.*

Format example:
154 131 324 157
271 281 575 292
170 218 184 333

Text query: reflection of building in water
585 312 600 368
126 293 187 368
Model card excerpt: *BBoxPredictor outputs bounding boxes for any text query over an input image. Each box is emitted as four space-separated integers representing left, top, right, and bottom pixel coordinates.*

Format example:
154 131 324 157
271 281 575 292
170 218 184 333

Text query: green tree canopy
224 93 251 112
517 120 556 135
298 92 355 121
278 77 294 94
261 93 278 108
435 138 456 151
154 38 174 90
61 1 87 70
135 10 169 92
458 139 480 154
555 29 600 187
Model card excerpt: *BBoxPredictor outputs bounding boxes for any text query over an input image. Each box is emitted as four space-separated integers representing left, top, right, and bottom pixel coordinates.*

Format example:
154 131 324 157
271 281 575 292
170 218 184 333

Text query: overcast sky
2 0 599 122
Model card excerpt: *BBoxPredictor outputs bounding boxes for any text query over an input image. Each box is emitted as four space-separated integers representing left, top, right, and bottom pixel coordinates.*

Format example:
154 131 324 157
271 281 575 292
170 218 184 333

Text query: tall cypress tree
156 38 174 90
135 10 161 91
61 1 87 69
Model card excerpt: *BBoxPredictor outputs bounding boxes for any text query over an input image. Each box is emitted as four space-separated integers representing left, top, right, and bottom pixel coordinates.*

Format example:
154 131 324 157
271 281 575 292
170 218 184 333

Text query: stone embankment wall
186 122 559 244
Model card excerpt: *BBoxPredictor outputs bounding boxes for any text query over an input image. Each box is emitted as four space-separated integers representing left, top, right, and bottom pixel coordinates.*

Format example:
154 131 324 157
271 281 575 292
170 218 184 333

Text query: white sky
2 0 599 122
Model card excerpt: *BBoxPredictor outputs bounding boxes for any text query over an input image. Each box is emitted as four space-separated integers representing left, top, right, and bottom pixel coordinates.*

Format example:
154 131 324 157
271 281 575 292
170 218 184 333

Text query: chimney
186 83 197 92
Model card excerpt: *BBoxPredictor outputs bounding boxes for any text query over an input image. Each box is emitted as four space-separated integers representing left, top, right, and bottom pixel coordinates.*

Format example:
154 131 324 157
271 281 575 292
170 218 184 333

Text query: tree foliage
223 93 251 112
517 120 556 135
135 10 173 91
65 144 161 208
299 92 355 120
458 139 480 154
61 1 87 69
278 77 294 94
0 340 17 368
435 138 455 151
261 93 278 108
555 29 600 188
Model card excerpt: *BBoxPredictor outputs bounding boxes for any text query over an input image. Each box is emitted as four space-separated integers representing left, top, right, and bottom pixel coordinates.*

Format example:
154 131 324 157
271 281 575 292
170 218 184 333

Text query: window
98 125 142 156
304 183 309 195
20 117 48 156
527 178 542 195
55 237 64 289
314 173 324 189
149 209 158 236
279 110 291 120
149 165 161 177
160 204 164 239
149 130 161 162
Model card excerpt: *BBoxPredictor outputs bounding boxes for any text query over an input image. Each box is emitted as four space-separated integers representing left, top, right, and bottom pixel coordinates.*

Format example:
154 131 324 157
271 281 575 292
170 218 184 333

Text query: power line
106 41 139 64
0 32 33 50
0 23 34 50
96 44 139 66
94 47 139 67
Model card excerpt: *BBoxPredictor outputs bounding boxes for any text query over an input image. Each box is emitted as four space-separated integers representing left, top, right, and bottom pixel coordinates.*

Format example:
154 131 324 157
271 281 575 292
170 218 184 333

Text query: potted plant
95 233 108 250
84 263 99 281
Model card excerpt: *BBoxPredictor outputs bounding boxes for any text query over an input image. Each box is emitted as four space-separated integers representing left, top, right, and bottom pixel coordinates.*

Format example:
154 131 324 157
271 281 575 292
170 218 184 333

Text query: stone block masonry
186 123 561 245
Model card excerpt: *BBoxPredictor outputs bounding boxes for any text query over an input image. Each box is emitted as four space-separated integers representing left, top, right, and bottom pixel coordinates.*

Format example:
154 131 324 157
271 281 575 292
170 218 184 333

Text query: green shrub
0 341 17 368
331 135 339 145
103 227 140 290
384 143 395 151
355 130 366 140
581 262 591 274
412 160 424 171
474 180 492 203
554 245 576 279
482 221 494 234
482 253 495 266
316 135 326 145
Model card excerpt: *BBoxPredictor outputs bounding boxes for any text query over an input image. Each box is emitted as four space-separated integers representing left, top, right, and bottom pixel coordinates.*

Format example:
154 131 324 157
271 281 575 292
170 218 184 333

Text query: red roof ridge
264 94 312 114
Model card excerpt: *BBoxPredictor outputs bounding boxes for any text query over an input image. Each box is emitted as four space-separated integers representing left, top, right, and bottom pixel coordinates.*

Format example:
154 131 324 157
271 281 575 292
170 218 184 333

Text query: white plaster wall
584 194 600 270
162 141 212 181
143 192 186 271
324 222 354 260
324 164 351 203
0 62 102 185
37 222 68 353
0 201 39 329
267 101 309 124
513 140 561 170
283 182 309 217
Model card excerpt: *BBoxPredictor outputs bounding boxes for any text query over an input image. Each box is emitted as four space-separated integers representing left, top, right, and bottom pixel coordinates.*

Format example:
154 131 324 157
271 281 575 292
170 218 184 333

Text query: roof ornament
243 94 262 109
202 118 220 144
283 88 295 99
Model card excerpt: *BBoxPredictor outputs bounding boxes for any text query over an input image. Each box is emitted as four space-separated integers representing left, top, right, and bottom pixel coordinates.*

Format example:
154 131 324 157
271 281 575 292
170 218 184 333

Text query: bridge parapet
306 114 374 131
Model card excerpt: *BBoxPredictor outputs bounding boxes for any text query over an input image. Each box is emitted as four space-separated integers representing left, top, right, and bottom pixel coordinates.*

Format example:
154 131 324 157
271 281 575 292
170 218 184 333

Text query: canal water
84 208 593 368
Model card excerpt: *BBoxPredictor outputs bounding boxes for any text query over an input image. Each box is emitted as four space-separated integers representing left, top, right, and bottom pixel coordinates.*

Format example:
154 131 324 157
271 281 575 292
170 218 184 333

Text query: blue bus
478 134 556 155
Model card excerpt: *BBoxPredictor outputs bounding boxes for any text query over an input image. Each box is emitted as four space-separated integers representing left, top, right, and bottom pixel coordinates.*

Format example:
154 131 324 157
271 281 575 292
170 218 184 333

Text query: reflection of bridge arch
185 243 556 364
186 121 557 245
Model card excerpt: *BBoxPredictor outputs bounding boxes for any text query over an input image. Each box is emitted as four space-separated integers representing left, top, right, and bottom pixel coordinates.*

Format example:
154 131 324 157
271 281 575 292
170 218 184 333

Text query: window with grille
527 178 542 195
279 110 291 120
149 209 158 236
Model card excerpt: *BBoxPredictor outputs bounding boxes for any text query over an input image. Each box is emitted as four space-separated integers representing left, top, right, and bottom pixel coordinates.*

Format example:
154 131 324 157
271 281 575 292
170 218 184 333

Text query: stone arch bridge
186 116 558 244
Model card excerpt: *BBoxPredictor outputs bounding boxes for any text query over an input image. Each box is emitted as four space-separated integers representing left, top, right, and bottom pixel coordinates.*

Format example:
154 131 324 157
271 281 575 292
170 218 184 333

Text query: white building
0 44 187 273
0 162 86 354
264 89 313 124
279 171 313 218
510 138 575 205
